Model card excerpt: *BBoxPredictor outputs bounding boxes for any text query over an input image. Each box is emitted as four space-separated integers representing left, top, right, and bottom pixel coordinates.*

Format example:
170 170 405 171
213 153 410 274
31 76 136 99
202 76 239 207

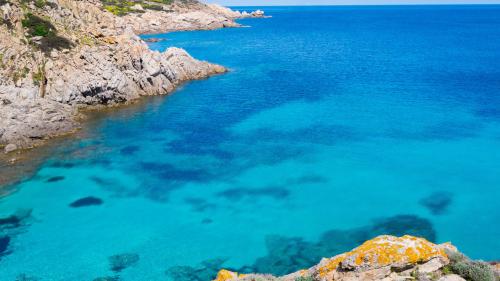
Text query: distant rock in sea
69 196 103 208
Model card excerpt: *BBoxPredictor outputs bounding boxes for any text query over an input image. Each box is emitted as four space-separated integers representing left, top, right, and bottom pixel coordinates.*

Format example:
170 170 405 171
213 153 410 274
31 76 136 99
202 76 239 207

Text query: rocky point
0 0 265 153
213 235 499 281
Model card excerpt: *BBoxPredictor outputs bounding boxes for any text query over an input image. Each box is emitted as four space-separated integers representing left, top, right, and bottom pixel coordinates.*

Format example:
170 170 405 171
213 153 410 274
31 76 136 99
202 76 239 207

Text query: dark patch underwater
238 214 436 276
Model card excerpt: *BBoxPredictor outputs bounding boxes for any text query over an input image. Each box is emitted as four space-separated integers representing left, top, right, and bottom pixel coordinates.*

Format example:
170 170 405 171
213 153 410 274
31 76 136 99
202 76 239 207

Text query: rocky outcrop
0 0 265 154
213 235 500 281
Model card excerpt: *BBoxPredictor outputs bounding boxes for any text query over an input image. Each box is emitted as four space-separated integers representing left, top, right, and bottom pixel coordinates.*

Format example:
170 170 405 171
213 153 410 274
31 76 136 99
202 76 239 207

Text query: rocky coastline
0 0 266 155
214 235 500 281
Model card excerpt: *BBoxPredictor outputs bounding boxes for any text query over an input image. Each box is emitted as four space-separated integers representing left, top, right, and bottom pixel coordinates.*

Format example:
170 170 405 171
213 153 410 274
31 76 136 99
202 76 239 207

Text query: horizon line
225 3 500 7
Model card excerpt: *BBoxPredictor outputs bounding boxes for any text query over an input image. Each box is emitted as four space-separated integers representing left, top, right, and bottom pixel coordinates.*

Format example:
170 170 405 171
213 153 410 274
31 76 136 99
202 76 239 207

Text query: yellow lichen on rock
316 235 449 277
317 254 347 277
213 236 454 281
102 36 118 44
342 235 448 270
213 269 242 281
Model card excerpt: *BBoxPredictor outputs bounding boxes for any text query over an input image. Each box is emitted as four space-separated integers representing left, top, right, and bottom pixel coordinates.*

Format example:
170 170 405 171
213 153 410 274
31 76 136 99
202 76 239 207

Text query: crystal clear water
1 5 500 281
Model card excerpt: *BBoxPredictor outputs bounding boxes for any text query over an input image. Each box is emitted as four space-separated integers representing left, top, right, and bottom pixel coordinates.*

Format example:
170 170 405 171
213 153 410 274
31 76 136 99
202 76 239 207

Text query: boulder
438 274 467 281
339 235 450 271
213 235 460 281
251 10 265 17
131 4 144 12
4 144 17 153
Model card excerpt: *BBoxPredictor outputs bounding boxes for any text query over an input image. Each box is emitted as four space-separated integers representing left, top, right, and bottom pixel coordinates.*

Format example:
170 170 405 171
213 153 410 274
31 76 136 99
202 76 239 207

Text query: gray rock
438 274 467 281
418 258 446 273
5 143 17 153
0 0 237 152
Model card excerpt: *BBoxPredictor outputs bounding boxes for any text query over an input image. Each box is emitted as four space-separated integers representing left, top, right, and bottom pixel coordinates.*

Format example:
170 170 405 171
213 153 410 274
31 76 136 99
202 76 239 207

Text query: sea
1 5 499 281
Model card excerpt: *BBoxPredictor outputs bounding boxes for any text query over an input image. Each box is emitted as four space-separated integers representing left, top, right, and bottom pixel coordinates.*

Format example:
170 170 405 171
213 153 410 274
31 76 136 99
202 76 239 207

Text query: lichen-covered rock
213 269 241 281
339 235 450 271
213 235 496 281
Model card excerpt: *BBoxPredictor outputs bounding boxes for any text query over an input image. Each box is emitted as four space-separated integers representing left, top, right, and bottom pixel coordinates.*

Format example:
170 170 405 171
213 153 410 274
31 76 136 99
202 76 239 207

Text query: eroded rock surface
213 235 499 281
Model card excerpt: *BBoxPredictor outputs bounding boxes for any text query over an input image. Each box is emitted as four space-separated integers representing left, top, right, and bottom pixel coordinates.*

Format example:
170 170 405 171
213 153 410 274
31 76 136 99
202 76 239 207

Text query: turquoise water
2 5 500 280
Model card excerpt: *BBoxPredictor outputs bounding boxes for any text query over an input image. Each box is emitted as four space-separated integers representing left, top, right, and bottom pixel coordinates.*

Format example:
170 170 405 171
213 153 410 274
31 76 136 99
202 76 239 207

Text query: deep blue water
1 5 500 281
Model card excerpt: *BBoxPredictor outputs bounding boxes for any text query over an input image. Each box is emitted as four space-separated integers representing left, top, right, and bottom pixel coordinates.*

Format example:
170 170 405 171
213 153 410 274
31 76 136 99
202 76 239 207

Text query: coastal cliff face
0 0 263 153
214 236 500 281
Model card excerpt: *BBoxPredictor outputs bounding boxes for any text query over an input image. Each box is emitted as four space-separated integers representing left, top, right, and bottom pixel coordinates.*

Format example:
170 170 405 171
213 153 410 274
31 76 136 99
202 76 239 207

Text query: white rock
50 50 59 58
251 10 265 17
131 4 144 11
5 143 17 153
418 258 446 273
1 3 12 21
438 274 467 281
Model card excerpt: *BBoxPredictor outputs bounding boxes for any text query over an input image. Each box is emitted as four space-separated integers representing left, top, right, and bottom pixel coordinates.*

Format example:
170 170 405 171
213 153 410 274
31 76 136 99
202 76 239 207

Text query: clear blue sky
204 0 500 6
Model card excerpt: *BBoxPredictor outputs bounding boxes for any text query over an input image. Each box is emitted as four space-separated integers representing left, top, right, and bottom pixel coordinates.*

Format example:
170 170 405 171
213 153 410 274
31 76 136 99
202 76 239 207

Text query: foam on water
1 5 500 280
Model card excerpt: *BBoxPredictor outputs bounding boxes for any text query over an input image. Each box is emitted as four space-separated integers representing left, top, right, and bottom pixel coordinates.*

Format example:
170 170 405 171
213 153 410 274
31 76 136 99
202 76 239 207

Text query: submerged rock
120 145 140 155
93 276 120 281
0 209 32 228
167 258 227 281
15 274 39 281
217 186 290 201
420 191 453 215
69 196 103 208
202 218 213 224
46 176 65 183
109 253 140 272
0 214 21 226
0 235 11 256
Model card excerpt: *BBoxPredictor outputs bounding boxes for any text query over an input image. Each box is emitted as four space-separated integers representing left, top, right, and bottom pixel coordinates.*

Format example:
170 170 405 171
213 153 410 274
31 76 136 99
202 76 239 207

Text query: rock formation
0 0 265 153
213 235 500 281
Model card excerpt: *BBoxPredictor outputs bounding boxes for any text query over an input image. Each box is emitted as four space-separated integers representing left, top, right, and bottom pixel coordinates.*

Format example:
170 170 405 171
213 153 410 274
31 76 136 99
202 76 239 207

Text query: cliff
0 0 264 153
214 235 500 281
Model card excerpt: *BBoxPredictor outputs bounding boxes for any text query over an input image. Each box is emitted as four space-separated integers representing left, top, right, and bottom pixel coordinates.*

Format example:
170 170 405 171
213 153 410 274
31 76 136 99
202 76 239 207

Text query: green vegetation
34 0 47 8
32 66 44 86
102 0 137 16
18 0 58 9
100 0 187 16
13 67 30 83
443 251 497 281
22 13 55 37
21 13 74 54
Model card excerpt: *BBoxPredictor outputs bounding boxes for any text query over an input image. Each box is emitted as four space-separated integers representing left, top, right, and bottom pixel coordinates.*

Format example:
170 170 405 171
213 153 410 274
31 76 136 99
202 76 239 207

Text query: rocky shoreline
0 0 266 154
214 235 500 281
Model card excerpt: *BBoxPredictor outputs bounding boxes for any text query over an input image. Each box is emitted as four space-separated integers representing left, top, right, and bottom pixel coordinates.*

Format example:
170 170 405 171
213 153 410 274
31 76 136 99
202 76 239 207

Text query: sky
204 0 500 6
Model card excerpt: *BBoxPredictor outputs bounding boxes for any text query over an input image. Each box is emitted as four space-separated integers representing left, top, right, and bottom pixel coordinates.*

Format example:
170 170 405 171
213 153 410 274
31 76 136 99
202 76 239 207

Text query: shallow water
1 5 500 281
